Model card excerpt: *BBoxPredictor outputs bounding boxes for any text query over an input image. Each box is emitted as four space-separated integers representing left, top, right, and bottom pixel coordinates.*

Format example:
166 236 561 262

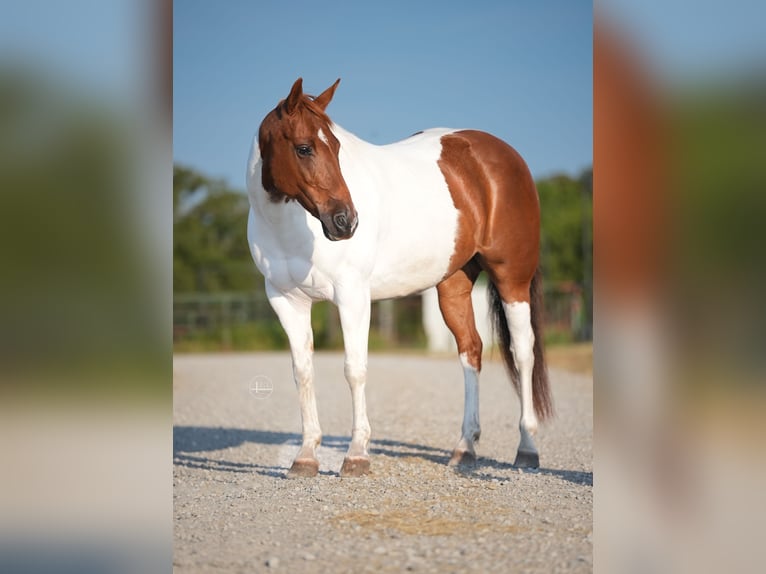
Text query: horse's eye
296 145 312 157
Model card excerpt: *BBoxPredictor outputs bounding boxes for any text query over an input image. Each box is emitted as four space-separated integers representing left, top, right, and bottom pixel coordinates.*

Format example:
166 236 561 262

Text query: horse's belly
369 253 453 299
364 142 462 299
368 198 459 300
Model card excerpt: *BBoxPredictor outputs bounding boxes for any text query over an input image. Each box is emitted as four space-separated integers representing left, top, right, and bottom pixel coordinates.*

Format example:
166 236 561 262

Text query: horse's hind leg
490 275 541 468
504 295 540 468
436 263 483 466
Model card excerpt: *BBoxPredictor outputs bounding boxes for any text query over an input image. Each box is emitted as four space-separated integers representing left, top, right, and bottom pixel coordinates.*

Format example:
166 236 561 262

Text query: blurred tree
537 169 592 286
578 168 594 340
0 69 167 396
173 165 257 293
537 169 593 340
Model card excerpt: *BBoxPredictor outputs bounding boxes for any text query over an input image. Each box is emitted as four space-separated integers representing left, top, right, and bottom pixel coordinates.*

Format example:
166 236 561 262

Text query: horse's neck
246 138 304 228
330 122 365 144
330 123 384 205
331 123 376 162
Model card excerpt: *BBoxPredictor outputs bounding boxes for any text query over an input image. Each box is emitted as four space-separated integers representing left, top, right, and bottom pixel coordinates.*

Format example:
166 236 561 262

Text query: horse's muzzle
320 208 358 241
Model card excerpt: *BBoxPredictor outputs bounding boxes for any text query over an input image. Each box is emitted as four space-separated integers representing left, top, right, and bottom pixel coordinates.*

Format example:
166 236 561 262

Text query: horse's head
258 78 358 241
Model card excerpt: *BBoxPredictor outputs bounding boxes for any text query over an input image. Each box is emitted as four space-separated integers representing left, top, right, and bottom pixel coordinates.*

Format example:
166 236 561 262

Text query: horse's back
359 127 538 298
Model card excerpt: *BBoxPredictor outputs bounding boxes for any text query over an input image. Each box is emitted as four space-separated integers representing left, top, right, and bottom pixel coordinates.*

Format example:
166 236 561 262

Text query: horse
246 78 553 478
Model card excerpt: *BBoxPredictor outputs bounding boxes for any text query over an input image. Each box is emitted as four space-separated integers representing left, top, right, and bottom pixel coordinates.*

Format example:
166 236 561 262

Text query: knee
344 360 367 385
292 357 313 386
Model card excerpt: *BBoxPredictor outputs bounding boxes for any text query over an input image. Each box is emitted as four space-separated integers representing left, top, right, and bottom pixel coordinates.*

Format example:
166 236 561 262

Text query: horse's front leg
336 287 372 477
266 283 321 478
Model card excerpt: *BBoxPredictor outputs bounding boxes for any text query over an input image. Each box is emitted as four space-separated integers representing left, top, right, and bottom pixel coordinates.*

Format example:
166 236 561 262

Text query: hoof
514 450 539 469
340 457 370 477
287 458 319 478
448 450 477 467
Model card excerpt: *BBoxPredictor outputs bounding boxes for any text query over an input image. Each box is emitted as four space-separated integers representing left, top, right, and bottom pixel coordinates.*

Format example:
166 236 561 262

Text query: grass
545 342 593 376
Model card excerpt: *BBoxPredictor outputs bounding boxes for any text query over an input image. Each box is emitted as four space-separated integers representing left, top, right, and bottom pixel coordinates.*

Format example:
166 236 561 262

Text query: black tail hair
488 267 554 421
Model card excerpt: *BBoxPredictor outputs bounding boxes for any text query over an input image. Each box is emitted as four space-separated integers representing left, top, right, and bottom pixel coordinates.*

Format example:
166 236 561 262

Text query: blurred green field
545 342 593 376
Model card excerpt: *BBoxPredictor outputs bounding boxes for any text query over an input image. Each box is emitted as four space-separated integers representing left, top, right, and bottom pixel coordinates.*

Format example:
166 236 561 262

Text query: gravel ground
174 352 592 573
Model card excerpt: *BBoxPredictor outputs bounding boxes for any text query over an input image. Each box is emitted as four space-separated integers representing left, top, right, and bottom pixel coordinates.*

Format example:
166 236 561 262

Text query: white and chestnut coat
246 78 551 477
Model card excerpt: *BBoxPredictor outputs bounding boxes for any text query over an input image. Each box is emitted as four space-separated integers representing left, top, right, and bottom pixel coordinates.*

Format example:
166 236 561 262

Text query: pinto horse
246 78 552 477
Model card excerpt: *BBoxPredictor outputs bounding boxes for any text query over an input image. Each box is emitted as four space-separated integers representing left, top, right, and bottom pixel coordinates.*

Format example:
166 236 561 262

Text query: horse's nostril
333 212 348 230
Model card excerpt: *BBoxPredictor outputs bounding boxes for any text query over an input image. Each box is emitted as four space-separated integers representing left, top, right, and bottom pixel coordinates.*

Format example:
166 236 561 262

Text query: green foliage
174 165 280 350
536 169 592 285
536 169 592 340
174 321 288 353
174 165 259 293
672 88 766 283
668 86 766 378
0 70 167 400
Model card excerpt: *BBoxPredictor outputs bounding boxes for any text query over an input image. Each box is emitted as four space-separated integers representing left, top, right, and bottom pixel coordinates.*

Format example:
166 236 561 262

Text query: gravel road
173 352 592 573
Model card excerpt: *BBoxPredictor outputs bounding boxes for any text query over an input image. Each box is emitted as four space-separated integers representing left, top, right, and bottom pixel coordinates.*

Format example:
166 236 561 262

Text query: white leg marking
266 283 321 461
337 287 372 460
503 301 539 455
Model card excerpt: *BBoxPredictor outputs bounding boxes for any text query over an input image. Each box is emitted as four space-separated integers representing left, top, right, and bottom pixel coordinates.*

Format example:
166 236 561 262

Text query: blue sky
600 0 766 82
174 0 593 188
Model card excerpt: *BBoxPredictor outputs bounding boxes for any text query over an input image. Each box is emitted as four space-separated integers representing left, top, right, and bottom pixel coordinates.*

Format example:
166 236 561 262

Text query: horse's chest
259 248 337 301
248 211 336 300
282 258 335 300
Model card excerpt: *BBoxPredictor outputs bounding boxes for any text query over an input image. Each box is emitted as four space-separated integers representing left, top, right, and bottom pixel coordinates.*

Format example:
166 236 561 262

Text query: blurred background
595 1 766 573
0 1 171 573
2 0 764 572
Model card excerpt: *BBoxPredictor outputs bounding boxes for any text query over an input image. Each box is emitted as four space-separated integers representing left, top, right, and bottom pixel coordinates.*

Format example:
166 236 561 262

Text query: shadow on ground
173 425 592 486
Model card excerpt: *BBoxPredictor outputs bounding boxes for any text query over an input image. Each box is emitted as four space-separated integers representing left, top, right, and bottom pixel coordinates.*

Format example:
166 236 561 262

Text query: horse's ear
313 78 341 111
285 77 304 115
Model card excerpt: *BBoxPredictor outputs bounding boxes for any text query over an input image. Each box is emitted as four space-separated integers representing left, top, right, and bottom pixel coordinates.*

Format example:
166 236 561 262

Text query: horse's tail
488 267 554 421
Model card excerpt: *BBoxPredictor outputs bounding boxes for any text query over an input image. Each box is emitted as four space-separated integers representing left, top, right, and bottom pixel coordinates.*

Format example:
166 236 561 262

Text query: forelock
259 94 333 150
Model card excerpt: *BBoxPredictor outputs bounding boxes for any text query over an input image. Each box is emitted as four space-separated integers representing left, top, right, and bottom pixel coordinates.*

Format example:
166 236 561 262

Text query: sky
173 0 593 188
0 0 143 103
599 0 766 83
0 1 761 190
